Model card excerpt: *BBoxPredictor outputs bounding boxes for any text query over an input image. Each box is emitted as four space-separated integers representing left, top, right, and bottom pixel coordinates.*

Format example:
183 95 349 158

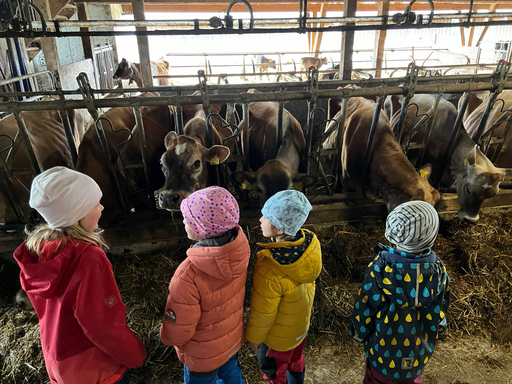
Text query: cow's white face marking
175 143 187 156
482 183 492 189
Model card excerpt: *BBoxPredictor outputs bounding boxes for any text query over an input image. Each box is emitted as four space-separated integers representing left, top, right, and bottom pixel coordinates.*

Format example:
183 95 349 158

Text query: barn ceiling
71 1 511 14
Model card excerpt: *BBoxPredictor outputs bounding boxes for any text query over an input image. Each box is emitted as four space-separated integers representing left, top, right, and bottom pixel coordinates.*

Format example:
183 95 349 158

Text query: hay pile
1 208 512 383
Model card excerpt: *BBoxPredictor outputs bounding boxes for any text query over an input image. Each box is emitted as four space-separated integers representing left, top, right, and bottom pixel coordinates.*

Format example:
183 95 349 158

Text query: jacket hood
13 238 85 299
257 229 321 283
373 249 446 308
186 225 250 281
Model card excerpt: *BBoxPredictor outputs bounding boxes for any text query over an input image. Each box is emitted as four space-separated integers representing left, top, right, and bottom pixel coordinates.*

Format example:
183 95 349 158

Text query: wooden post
468 26 475 46
460 26 466 46
340 0 357 80
372 0 389 78
314 3 328 57
77 3 94 60
131 0 152 87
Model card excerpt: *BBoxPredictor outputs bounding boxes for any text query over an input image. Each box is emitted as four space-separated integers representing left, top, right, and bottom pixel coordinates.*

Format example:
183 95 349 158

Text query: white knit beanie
385 201 439 253
29 166 102 229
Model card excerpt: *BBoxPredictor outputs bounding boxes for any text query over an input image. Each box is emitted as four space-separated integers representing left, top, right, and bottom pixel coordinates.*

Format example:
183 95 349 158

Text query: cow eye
254 186 262 194
191 160 201 169
463 185 471 195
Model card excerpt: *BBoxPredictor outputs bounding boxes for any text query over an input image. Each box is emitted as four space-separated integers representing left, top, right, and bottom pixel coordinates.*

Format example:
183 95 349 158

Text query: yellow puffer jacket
245 229 322 352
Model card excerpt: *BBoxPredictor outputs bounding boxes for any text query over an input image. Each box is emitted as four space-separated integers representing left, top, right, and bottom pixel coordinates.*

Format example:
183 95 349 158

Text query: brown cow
253 55 276 81
386 94 506 222
325 92 440 212
232 89 316 206
0 105 84 224
76 92 173 223
301 57 328 79
113 58 171 87
158 97 232 211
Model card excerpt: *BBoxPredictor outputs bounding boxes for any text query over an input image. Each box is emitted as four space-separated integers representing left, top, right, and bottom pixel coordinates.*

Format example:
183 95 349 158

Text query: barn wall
88 4 118 63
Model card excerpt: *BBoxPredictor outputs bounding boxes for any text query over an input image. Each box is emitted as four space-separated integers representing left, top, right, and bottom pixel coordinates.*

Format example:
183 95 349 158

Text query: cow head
232 159 317 207
381 164 441 212
158 131 230 211
113 58 134 82
456 146 505 222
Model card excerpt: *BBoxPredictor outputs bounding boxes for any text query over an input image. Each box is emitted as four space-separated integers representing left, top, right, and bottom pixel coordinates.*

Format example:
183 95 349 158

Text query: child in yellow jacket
245 190 322 384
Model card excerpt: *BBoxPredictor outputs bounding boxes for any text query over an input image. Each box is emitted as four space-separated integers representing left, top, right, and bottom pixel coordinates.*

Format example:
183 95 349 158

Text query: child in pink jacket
160 186 250 384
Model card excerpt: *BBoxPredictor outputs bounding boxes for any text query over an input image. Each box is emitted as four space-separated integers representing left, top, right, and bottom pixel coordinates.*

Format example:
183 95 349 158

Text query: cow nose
158 193 165 205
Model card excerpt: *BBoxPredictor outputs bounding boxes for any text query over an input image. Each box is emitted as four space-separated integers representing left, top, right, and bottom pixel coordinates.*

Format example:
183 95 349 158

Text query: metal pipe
242 102 250 171
13 18 512 38
133 106 155 210
434 91 471 188
474 91 501 143
14 38 30 93
489 111 512 163
416 91 443 166
13 112 40 174
174 104 184 135
28 11 512 29
58 109 78 168
6 39 24 97
359 96 385 194
0 71 54 87
2 81 512 112
331 98 349 193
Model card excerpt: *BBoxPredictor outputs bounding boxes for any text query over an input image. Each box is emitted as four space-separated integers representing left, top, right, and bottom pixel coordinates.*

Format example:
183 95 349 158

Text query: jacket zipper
415 264 420 307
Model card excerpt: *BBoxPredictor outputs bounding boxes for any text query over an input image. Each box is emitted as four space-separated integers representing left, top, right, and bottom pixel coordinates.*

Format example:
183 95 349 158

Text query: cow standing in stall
325 91 440 212
0 106 84 224
300 56 328 76
252 55 276 81
113 58 171 87
232 89 316 206
76 92 173 224
158 94 233 211
386 94 506 222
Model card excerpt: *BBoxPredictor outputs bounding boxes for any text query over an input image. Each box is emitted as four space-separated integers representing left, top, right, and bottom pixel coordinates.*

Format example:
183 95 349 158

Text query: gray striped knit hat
385 201 439 253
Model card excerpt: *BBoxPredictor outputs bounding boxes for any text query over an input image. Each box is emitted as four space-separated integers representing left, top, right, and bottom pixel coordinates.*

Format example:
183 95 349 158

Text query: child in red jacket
160 186 250 384
13 166 145 384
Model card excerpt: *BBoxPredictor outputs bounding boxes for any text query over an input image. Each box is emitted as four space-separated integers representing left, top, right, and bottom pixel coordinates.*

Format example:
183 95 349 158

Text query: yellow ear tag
419 169 429 178
293 182 303 191
242 180 252 190
464 158 467 166
210 155 220 165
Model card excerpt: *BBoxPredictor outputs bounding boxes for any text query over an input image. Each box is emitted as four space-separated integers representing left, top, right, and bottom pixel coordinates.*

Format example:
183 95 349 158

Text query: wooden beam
308 11 317 55
460 26 466 46
132 0 152 87
468 25 475 46
77 3 94 60
340 0 357 80
314 2 328 57
476 3 499 47
33 0 61 84
372 0 389 78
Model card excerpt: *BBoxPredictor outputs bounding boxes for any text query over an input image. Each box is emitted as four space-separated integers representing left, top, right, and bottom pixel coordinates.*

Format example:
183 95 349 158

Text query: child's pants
183 353 244 384
255 338 306 384
363 359 423 384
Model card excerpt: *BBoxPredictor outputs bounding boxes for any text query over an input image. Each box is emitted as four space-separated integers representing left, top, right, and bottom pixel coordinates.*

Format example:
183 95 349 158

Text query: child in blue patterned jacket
351 201 451 384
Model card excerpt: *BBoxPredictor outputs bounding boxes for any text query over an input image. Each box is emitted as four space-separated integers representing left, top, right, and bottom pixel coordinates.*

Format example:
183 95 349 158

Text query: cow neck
131 63 143 88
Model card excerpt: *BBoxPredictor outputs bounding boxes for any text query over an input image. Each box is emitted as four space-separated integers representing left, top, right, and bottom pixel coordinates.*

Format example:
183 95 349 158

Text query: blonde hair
25 222 107 258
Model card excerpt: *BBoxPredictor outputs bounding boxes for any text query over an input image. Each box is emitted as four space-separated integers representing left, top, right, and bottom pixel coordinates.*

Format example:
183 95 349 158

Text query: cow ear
205 145 230 165
232 171 256 189
164 131 178 150
418 164 432 181
328 97 341 120
466 145 478 167
120 58 128 68
293 173 317 190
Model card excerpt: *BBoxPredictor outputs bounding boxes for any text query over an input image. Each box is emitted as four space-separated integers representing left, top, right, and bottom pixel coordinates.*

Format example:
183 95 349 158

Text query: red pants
363 359 423 384
255 338 306 384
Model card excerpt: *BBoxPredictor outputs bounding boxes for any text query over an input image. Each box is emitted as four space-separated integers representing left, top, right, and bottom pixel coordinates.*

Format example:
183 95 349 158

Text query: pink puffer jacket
160 225 250 372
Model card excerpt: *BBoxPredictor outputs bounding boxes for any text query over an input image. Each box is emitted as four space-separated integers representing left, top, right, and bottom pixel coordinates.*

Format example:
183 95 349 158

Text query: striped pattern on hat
385 201 439 253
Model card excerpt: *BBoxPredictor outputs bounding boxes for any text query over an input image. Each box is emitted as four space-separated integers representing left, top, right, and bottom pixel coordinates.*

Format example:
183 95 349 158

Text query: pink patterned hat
180 186 239 239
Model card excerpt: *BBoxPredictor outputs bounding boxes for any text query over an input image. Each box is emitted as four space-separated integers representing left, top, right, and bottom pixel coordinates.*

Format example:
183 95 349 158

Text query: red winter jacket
160 225 250 372
13 238 146 384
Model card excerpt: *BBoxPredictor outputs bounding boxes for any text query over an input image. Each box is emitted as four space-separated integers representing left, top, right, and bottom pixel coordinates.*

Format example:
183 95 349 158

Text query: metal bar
490 112 512 163
434 91 471 188
359 96 384 194
27 12 512 29
133 106 155 210
9 19 512 38
474 91 500 143
132 0 153 87
331 98 349 193
242 102 250 171
305 70 319 173
3 82 512 112
416 92 443 167
13 112 40 175
58 109 78 168
174 104 184 135
0 135 27 222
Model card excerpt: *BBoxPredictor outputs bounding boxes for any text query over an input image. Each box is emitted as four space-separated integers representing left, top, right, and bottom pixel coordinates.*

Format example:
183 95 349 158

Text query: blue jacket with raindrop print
350 246 451 381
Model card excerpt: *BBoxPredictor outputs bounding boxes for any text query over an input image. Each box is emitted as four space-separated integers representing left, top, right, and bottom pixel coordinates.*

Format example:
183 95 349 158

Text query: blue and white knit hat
261 190 312 236
385 201 439 253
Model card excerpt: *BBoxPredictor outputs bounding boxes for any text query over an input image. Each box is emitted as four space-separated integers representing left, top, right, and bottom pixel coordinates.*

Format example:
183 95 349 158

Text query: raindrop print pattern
350 248 451 381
